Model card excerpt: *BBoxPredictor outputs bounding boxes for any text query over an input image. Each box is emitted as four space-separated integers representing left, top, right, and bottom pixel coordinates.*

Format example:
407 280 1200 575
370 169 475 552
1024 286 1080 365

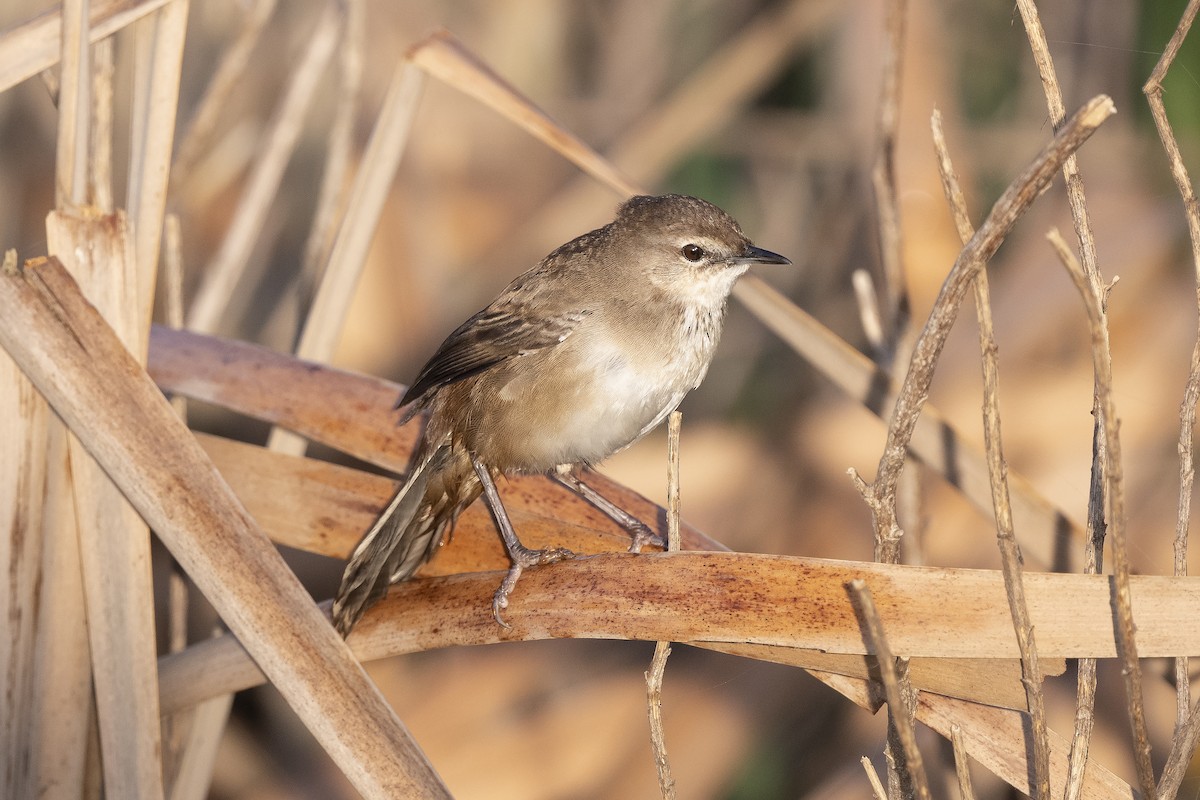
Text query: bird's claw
626 522 664 553
491 546 576 628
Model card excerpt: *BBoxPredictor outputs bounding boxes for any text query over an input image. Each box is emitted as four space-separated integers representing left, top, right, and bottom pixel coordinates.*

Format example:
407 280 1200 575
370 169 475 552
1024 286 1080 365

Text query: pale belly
468 336 706 472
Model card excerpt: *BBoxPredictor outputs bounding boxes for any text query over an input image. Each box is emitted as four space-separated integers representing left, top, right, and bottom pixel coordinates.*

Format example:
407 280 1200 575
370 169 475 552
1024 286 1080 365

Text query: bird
331 193 790 636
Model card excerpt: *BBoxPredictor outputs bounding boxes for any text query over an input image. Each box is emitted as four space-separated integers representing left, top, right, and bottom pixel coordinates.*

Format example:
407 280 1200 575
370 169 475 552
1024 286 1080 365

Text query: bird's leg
551 468 665 553
472 456 574 628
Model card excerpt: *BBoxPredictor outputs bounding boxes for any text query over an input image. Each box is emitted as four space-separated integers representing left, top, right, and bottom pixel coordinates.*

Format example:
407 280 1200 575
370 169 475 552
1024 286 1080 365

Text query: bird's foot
492 544 575 628
625 521 665 553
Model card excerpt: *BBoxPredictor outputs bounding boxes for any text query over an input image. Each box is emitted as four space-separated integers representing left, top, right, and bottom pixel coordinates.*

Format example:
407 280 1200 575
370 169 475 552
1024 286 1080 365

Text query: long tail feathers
331 442 451 636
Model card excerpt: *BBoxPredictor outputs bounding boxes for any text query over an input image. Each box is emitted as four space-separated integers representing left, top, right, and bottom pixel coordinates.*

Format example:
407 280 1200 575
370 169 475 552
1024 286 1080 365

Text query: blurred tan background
5 0 1200 797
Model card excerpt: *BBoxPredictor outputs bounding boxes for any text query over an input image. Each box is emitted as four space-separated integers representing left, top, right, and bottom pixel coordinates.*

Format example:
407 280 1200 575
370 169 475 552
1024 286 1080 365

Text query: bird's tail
332 439 459 636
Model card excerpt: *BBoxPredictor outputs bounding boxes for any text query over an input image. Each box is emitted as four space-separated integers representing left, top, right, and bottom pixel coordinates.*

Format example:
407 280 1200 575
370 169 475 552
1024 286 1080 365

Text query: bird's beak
736 245 791 266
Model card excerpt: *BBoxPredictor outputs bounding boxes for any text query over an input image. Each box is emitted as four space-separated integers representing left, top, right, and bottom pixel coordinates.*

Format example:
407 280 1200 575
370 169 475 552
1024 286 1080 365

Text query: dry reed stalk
0 0 170 93
47 211 165 799
185 2 342 334
897 681 1135 799
0 254 53 800
930 109 1050 799
126 0 188 326
171 0 277 185
28 423 94 800
162 213 189 659
949 724 975 800
287 60 424 361
409 29 638 197
57 0 90 208
0 256 450 798
864 7 928 788
1052 230 1154 800
847 579 931 800
166 690 234 800
89 36 114 212
1143 0 1200 773
267 52 424 456
849 94 1114 567
1013 5 1151 793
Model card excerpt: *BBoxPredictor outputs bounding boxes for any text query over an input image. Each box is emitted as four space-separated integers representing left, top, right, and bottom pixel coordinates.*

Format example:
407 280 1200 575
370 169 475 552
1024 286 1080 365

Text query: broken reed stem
1144 0 1200 750
849 94 1115 565
646 410 682 799
1049 229 1154 798
861 756 888 800
930 109 1050 799
847 579 931 800
949 725 976 800
666 410 682 552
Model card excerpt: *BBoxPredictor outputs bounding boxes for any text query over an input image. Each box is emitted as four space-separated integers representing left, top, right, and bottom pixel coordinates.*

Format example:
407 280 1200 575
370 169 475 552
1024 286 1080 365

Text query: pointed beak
735 245 791 266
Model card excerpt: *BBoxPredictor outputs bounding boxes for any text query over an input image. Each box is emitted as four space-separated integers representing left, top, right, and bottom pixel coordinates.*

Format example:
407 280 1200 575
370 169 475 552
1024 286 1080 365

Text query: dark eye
681 244 705 262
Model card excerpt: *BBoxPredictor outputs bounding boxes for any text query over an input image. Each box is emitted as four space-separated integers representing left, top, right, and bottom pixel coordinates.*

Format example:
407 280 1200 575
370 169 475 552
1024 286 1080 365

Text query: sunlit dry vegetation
5 1 1200 798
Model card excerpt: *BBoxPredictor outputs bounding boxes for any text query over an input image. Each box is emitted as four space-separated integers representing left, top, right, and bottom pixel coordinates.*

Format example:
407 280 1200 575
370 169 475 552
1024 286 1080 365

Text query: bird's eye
681 244 705 262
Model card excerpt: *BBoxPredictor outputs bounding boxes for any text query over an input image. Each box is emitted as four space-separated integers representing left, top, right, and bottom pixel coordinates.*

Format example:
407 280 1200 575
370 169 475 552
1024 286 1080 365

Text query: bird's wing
398 305 588 410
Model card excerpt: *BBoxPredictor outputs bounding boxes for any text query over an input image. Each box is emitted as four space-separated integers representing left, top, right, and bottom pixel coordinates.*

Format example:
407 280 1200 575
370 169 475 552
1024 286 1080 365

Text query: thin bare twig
849 94 1115 564
1050 230 1152 799
930 109 1050 799
1012 7 1150 793
847 579 931 800
645 409 682 799
666 410 682 552
1144 0 1200 756
645 641 675 800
